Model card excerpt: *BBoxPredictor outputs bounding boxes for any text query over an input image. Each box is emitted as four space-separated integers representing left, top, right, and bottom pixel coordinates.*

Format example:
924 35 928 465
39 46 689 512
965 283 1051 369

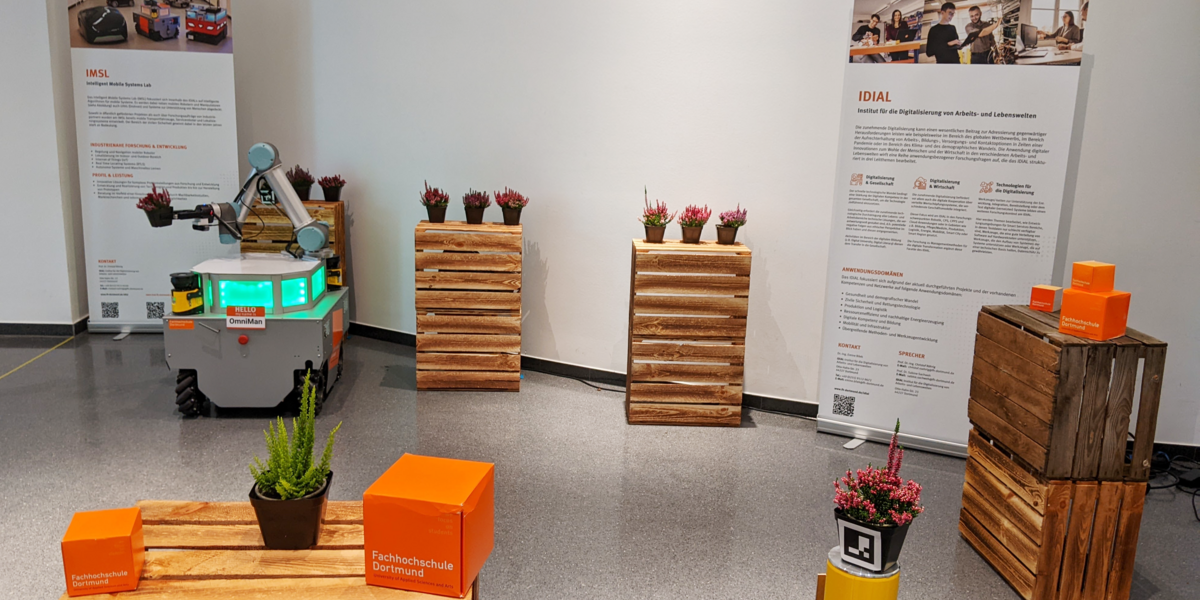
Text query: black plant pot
716 226 739 245
834 509 910 574
644 225 665 243
681 225 703 244
502 206 522 226
426 205 447 223
145 206 174 228
465 206 486 225
322 186 342 202
293 184 312 201
249 472 332 550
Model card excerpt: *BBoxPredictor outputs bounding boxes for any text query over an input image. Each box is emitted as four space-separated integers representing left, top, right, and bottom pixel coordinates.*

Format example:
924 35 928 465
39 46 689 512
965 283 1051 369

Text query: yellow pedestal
821 545 900 600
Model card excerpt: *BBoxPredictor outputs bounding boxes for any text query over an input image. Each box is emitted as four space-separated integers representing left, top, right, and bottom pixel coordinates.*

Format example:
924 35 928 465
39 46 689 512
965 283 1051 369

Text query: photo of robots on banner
69 0 232 53
848 0 1086 65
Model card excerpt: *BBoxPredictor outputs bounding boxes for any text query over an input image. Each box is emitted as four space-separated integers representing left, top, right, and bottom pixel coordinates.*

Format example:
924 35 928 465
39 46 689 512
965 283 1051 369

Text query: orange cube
1030 284 1061 312
1059 288 1131 341
364 454 495 598
1070 260 1115 293
61 508 144 597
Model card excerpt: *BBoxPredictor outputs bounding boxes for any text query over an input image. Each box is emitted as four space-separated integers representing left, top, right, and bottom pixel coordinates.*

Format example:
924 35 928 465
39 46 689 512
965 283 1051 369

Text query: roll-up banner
817 1 1084 455
68 0 238 332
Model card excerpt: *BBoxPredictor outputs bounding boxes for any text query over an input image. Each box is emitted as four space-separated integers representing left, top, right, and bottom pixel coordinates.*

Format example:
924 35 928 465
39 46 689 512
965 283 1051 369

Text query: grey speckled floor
0 333 1196 600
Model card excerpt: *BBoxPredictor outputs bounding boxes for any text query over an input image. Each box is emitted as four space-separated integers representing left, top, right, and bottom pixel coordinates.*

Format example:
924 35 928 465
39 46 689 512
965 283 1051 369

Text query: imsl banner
818 2 1084 454
68 0 238 332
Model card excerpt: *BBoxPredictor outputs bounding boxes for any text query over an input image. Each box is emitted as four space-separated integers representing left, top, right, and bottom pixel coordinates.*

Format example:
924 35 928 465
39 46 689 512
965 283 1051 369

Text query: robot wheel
175 369 210 417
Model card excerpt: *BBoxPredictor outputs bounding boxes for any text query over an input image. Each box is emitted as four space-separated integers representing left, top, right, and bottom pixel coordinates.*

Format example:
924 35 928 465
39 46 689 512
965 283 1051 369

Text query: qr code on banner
101 302 119 319
833 394 856 417
146 302 165 320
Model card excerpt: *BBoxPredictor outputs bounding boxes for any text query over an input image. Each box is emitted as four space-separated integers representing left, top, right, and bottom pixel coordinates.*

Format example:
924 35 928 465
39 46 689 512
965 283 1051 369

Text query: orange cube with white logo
1059 287 1131 341
61 507 144 597
1030 284 1061 312
364 454 494 598
1070 261 1115 293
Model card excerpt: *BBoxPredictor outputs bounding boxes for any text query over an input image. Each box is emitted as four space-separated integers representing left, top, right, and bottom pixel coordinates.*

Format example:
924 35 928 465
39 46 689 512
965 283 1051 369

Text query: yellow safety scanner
820 547 899 600
170 272 204 316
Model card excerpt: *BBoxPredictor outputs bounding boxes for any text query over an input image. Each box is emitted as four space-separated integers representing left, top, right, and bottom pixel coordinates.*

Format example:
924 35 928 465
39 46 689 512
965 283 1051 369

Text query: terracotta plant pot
250 472 332 550
716 226 739 245
644 225 665 243
502 206 522 226
834 509 910 574
681 225 703 244
465 206 486 225
426 205 447 223
293 184 312 201
145 205 174 228
322 186 342 202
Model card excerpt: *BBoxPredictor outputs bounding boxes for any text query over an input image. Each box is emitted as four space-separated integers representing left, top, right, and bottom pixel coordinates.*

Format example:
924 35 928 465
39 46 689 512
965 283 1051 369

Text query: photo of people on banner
848 0 1086 66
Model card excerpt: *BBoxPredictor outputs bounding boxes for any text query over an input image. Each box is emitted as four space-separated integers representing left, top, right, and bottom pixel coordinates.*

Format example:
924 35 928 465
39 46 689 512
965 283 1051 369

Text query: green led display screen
312 266 326 300
282 277 308 308
218 280 274 309
204 278 212 309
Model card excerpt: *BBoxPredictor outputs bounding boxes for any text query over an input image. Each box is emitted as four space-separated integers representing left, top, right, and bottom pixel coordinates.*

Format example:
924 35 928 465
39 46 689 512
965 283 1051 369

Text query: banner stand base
817 418 966 458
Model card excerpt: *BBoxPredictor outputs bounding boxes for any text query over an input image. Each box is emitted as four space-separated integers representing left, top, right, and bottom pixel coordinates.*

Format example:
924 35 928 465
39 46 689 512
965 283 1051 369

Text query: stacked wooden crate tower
961 305 1167 600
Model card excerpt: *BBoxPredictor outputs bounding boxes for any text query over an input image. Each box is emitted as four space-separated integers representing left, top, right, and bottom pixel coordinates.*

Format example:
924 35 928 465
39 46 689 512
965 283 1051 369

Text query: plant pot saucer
826 545 900 578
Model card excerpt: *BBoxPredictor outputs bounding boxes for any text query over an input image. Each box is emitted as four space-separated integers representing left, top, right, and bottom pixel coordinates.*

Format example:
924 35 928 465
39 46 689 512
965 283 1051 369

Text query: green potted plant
640 187 674 243
678 204 711 244
463 189 491 225
833 420 923 574
494 187 529 226
716 205 747 245
420 181 450 223
248 372 342 550
137 184 174 227
318 175 346 202
286 165 315 201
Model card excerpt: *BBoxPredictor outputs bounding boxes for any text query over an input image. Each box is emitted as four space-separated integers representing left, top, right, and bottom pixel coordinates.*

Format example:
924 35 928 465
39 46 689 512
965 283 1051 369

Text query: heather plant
250 372 341 500
318 175 346 189
494 187 529 209
678 204 712 228
420 181 450 207
719 205 747 228
463 189 491 208
286 165 315 186
640 187 675 227
833 419 924 526
136 184 172 211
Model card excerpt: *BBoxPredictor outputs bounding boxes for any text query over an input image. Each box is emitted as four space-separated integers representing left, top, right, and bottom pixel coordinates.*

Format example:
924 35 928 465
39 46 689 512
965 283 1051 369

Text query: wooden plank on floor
1104 483 1146 600
143 549 364 579
1058 482 1099 600
634 253 751 275
971 377 1051 448
416 315 521 335
1045 345 1088 479
1033 482 1073 600
1081 482 1123 599
959 512 1035 600
415 334 521 354
972 357 1054 424
415 231 522 253
415 252 521 272
1129 347 1167 481
630 363 743 384
631 342 745 364
416 371 520 391
417 353 521 372
632 315 747 339
964 458 1043 541
967 428 1047 513
977 311 1061 372
634 274 750 295
143 524 363 550
1072 345 1116 480
968 399 1048 472
627 403 741 426
136 501 362 525
1097 346 1139 480
415 290 521 312
628 383 742 405
974 334 1058 397
58 577 475 599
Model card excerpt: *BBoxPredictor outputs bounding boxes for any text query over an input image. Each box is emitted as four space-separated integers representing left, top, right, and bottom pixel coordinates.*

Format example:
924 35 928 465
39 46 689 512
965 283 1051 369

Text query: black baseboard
348 322 415 346
1154 441 1200 462
0 316 88 337
743 393 819 418
520 356 626 387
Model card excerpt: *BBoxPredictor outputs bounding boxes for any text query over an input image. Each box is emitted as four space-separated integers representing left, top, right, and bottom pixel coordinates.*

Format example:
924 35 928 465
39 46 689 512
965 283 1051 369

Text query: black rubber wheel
175 369 209 417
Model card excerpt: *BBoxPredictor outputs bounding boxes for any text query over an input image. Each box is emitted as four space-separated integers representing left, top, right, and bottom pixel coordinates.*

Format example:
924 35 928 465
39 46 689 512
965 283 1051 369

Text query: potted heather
249 372 342 550
463 189 491 225
495 187 529 226
318 175 346 202
716 205 747 245
420 181 450 223
640 187 674 243
286 165 315 201
678 204 711 244
833 420 923 574
137 184 174 227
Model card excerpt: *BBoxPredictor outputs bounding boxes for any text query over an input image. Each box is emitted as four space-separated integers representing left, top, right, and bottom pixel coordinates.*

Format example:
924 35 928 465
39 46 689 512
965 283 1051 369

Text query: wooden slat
632 316 747 339
816 573 825 600
977 311 1061 372
959 512 1035 600
414 252 521 272
143 524 362 550
635 253 751 275
964 458 1043 541
974 334 1059 397
971 377 1051 448
633 294 748 317
972 357 1054 424
416 220 520 234
59 577 474 599
1104 483 1146 600
416 352 520 372
1072 345 1116 480
634 274 750 295
1120 327 1165 347
631 342 745 364
137 501 361 525
1129 346 1167 480
1033 482 1074 600
1045 345 1088 479
983 305 1075 347
415 290 521 312
415 231 522 253
415 271 521 291
967 428 1047 513
630 363 743 384
1058 482 1099 600
143 549 364 579
969 399 1048 472
416 334 520 354
627 402 741 426
628 383 742 405
1081 482 1123 599
624 243 638 411
416 371 520 391
633 239 751 254
417 315 521 335
962 483 1039 571
1098 346 1139 480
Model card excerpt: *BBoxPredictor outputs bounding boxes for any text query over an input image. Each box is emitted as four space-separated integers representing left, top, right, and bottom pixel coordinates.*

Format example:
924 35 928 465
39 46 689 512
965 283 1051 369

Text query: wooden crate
415 221 522 391
960 429 1147 600
240 200 347 262
970 305 1166 481
625 239 751 426
59 500 478 599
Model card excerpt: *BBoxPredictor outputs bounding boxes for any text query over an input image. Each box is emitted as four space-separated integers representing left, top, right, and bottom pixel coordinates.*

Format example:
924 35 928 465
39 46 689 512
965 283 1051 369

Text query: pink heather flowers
719 205 747 228
462 189 491 208
494 187 529 209
136 184 171 211
834 419 924 526
641 187 675 227
678 204 712 228
419 181 450 207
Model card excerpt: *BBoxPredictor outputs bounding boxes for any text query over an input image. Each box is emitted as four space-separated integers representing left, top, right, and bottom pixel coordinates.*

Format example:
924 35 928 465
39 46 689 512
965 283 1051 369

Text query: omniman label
226 306 266 329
